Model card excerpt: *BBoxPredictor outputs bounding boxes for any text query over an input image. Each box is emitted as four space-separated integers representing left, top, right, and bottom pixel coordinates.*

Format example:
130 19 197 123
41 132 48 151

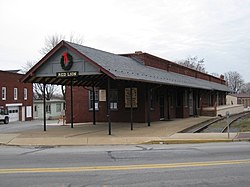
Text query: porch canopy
21 40 231 134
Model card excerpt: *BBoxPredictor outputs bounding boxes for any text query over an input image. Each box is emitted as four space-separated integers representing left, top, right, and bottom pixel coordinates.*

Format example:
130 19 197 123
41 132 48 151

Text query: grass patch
231 117 250 132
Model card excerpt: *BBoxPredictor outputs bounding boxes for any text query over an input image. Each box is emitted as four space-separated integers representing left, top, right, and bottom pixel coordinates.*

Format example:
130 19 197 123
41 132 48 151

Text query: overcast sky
0 0 250 81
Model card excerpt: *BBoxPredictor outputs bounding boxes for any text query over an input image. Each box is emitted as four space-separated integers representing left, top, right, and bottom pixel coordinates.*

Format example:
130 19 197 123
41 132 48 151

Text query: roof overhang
21 41 115 87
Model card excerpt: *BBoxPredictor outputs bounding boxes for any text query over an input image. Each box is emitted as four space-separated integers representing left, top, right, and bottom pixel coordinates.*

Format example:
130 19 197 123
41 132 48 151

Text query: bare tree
21 61 36 74
176 56 206 73
210 72 220 78
40 34 65 55
241 82 250 94
40 33 83 55
22 34 83 100
22 61 58 100
224 71 245 93
33 83 58 100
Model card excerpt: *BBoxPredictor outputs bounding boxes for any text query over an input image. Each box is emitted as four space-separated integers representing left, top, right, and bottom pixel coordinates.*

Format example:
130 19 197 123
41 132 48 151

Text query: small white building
33 99 65 120
227 93 250 108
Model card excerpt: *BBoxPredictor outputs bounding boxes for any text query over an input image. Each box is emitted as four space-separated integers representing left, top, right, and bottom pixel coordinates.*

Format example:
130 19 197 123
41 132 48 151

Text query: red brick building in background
0 70 33 122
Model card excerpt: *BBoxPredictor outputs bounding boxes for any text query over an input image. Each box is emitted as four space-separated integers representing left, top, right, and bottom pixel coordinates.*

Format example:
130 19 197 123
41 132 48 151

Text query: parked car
0 108 9 124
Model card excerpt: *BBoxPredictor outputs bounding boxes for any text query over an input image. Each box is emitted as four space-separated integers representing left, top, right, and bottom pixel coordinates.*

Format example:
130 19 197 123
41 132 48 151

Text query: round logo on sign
60 52 73 70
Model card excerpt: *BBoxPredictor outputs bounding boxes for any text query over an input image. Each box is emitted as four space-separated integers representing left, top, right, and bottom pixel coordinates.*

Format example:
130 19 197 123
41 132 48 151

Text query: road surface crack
136 145 153 151
107 151 117 161
19 146 54 156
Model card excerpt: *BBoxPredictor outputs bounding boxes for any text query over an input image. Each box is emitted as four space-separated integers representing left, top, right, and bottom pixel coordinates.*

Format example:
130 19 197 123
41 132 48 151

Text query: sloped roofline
21 40 116 83
20 41 230 92
63 41 116 78
228 93 250 98
0 70 23 76
121 52 226 85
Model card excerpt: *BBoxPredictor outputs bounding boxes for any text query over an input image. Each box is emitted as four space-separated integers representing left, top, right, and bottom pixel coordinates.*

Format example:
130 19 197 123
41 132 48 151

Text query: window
208 93 212 106
110 90 118 110
89 89 99 110
176 91 182 107
0 108 8 115
24 88 27 100
184 90 188 107
169 93 174 107
150 89 154 109
46 104 51 113
2 87 6 100
14 88 18 100
56 103 62 112
26 106 32 117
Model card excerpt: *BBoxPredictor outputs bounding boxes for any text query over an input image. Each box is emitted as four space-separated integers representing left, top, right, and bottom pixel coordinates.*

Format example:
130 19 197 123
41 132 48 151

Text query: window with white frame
46 104 51 113
26 106 32 118
14 88 18 100
24 88 27 100
110 89 118 110
89 89 99 110
56 103 62 112
2 87 6 100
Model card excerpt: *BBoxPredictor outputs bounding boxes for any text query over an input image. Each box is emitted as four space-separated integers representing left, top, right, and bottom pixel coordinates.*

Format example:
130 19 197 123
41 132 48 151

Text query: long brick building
65 51 229 123
22 41 230 133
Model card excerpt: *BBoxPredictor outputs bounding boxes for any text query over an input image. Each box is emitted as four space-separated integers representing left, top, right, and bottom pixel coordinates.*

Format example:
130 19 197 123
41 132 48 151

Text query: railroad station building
22 41 231 133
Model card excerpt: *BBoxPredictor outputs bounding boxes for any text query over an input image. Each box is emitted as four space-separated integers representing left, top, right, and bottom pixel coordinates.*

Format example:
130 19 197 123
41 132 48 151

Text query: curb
1 138 249 147
144 139 234 144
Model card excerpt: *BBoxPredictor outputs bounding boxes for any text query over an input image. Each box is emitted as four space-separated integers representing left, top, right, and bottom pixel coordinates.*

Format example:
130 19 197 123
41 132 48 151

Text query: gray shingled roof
66 41 231 92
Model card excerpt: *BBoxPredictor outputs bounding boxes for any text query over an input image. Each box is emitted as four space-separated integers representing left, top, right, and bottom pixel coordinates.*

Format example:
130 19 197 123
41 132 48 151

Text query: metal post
147 86 151 126
130 84 133 131
226 111 230 139
43 83 46 131
92 86 96 125
70 79 74 128
107 77 111 135
167 89 170 120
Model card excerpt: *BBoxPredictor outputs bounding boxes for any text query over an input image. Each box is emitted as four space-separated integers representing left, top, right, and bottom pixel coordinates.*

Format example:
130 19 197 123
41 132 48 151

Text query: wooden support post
130 84 133 131
147 86 151 126
70 80 74 128
107 77 111 135
92 85 96 125
43 82 46 131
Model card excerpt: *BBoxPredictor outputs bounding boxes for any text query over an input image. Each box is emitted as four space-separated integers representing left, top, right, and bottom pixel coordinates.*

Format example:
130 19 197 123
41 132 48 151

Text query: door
189 91 194 116
22 106 25 121
8 106 19 122
159 95 165 120
34 105 38 118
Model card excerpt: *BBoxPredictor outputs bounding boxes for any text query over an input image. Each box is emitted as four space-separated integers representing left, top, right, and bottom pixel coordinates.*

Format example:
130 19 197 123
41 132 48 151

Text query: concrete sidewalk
0 117 246 146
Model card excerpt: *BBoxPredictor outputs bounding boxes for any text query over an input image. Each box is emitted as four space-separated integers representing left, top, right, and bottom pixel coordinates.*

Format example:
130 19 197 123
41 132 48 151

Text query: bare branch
224 71 245 93
22 34 84 100
40 34 65 55
176 56 206 73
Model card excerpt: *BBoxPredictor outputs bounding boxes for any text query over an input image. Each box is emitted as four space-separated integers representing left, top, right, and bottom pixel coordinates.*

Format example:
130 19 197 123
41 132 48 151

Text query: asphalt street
0 120 57 133
0 142 250 186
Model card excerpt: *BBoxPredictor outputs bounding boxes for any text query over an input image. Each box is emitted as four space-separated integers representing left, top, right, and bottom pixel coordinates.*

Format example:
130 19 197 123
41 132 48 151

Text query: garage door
8 106 19 122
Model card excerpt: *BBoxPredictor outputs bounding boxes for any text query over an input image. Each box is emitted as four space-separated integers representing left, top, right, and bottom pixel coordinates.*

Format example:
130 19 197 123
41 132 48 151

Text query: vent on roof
135 51 143 54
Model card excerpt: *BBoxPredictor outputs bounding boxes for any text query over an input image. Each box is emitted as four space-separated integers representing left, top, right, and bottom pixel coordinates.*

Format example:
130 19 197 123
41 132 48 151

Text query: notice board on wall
125 88 137 108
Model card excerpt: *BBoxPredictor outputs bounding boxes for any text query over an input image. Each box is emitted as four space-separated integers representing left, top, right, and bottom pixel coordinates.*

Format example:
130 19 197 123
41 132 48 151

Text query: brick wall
121 53 226 85
65 81 150 123
66 81 208 123
0 71 33 121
